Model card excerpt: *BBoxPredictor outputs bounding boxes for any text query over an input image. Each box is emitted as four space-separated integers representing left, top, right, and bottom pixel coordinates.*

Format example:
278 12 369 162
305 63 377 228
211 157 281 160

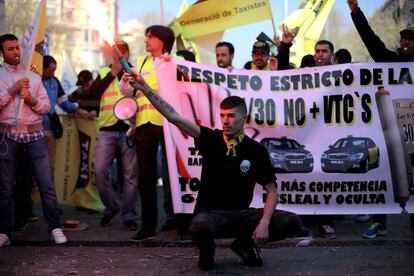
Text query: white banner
155 60 414 215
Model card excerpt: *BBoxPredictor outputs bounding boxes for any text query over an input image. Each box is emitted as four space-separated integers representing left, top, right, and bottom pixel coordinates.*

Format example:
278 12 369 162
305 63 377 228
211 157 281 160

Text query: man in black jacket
348 0 413 62
348 0 414 238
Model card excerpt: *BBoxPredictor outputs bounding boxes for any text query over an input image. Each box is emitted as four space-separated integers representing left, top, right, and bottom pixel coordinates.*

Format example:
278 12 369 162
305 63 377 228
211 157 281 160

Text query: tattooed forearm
146 88 176 114
164 102 176 113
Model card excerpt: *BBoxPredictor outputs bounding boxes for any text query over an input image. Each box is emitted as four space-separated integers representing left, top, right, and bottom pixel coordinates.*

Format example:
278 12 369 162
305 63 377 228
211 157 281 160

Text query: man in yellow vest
128 25 175 241
89 40 139 231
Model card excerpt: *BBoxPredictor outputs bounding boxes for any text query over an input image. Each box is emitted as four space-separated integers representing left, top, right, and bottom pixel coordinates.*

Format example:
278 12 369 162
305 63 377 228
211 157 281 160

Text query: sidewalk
11 203 414 246
3 202 414 275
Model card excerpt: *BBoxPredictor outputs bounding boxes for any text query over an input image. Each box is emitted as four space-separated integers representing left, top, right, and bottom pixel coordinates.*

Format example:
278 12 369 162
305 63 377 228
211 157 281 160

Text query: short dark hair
145 25 175 54
315 40 334 53
334 48 352 64
0 33 18 52
220 96 247 115
76 70 93 86
216 41 235 55
300 54 316 68
176 50 196 62
43 55 57 69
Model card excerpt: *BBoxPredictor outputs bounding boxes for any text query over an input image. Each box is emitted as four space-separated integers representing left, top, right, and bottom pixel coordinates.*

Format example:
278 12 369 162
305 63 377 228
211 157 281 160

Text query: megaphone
113 97 138 121
256 32 278 57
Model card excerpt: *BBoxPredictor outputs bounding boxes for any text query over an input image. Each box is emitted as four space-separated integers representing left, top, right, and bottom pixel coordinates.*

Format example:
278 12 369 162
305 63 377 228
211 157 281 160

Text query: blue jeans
0 136 62 236
94 131 138 221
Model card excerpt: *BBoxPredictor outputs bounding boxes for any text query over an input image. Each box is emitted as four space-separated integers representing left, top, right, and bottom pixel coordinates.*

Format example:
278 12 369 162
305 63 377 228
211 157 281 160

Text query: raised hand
347 0 358 13
281 24 299 44
111 58 124 77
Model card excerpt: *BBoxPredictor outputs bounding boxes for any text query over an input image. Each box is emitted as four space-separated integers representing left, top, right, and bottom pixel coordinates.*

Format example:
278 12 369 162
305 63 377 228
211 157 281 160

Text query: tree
5 0 37 36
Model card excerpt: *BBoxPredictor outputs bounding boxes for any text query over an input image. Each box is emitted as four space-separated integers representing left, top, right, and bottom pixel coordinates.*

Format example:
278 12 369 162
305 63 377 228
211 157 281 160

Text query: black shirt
194 126 276 213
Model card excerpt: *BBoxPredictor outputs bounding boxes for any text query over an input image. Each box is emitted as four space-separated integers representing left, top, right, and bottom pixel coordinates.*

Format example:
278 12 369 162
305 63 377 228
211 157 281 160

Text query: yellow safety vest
97 67 125 128
135 55 163 127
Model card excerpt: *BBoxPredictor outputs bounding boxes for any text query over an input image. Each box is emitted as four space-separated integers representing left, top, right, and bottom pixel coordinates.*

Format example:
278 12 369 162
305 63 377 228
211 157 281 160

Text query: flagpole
160 0 164 25
267 0 277 35
15 0 46 124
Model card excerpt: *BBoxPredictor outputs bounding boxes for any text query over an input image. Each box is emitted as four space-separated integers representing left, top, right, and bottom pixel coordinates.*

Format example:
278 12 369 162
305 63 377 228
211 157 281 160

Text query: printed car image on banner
155 59 414 215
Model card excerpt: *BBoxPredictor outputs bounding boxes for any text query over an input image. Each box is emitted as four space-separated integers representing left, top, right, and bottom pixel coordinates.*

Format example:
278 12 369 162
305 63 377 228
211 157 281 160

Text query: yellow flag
282 0 335 39
303 0 335 41
20 0 46 76
172 0 225 64
171 0 272 39
281 0 336 66
174 0 202 62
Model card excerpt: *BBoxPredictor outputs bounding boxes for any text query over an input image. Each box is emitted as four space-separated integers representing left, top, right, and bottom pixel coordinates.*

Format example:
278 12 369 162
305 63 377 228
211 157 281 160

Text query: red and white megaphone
113 97 138 121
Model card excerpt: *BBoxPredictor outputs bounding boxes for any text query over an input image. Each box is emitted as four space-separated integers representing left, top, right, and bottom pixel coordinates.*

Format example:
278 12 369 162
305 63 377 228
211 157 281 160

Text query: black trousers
189 208 304 253
135 123 167 233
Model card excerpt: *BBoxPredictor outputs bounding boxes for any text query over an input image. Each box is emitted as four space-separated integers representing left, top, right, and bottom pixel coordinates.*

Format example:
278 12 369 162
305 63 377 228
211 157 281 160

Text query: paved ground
1 245 414 275
1 200 413 275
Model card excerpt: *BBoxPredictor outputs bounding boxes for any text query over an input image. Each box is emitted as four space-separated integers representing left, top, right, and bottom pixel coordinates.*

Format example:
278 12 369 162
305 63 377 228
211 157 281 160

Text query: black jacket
351 8 413 62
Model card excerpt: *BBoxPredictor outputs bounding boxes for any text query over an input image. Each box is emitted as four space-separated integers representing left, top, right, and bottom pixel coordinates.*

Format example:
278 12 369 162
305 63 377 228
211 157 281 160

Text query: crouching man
120 67 310 271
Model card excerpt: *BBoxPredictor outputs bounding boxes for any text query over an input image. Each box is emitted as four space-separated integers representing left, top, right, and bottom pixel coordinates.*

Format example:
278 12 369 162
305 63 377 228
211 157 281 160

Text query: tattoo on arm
164 103 175 113
146 89 176 114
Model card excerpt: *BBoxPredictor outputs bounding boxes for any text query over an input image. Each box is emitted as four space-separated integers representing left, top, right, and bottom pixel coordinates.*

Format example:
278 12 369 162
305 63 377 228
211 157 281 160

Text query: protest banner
155 59 414 215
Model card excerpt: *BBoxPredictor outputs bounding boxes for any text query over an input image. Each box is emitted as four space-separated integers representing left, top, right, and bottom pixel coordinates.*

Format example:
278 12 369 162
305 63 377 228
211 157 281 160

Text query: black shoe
129 230 156 242
319 224 336 239
230 240 263 267
124 220 138 231
76 206 100 214
100 208 120 227
178 232 192 242
198 247 215 271
27 212 39 222
14 218 29 231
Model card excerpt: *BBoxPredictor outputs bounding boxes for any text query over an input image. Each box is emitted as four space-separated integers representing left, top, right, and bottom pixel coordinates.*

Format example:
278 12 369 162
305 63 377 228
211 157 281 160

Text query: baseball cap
115 40 129 51
76 70 93 86
400 25 414 38
252 41 269 54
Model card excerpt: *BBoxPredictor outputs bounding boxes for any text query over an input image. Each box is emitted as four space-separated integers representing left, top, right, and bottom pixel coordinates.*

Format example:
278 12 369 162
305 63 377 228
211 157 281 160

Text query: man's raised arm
120 73 201 139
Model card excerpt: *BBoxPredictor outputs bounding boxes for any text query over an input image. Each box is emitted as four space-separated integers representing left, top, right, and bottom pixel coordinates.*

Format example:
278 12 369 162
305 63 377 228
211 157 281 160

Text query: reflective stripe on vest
97 67 125 128
138 103 157 112
135 55 163 127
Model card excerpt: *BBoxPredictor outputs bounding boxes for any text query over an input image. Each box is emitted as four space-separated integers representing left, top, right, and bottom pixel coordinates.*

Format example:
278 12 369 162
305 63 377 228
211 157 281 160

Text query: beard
6 56 20 66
